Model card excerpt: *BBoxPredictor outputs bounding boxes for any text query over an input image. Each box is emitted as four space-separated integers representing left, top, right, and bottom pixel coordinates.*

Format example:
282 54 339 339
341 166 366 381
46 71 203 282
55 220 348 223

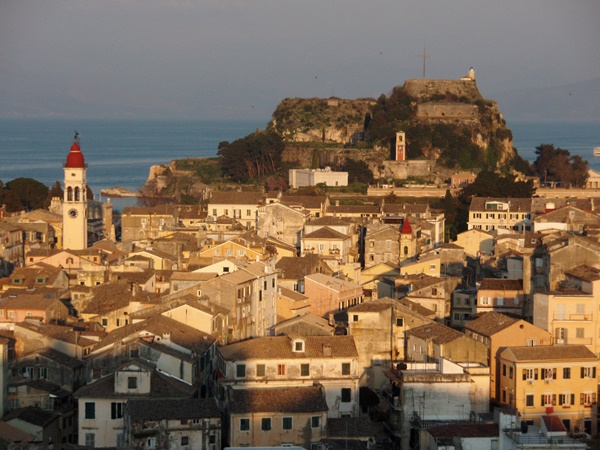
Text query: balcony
554 313 592 321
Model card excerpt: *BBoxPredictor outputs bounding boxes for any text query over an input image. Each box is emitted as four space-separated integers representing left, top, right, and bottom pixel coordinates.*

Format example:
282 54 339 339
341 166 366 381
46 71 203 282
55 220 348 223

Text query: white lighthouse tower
63 132 88 250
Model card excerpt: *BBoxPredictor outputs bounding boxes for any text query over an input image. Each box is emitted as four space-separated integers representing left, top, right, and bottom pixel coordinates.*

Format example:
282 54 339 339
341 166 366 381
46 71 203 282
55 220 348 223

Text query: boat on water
595 147 600 157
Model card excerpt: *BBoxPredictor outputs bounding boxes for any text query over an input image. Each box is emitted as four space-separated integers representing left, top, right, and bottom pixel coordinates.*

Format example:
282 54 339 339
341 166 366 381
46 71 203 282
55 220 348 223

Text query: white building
289 168 348 188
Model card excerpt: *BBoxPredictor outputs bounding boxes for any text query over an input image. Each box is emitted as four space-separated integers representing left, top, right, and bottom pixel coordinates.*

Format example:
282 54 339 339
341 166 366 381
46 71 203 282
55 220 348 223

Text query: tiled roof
479 278 523 291
280 195 327 209
504 345 597 362
327 417 374 438
464 312 519 336
303 226 348 240
209 190 264 205
565 265 600 282
3 407 59 427
305 273 361 292
307 216 353 226
348 297 396 313
427 423 498 438
396 298 436 317
407 322 466 345
92 315 215 355
328 205 380 214
278 286 309 302
74 365 195 399
276 254 329 279
272 312 333 335
228 386 328 414
0 420 35 443
128 398 220 421
469 197 532 212
218 335 358 360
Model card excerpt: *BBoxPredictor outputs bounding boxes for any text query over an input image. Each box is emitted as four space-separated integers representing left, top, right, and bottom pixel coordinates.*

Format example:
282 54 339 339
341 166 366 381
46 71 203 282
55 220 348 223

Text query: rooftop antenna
420 46 430 79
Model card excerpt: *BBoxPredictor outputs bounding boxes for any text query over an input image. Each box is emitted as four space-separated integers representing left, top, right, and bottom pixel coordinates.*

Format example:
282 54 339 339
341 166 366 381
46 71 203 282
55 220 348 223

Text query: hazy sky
1 0 599 121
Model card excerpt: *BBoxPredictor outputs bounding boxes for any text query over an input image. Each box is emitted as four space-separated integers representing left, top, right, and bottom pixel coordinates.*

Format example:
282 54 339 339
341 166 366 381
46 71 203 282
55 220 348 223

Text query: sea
0 118 599 210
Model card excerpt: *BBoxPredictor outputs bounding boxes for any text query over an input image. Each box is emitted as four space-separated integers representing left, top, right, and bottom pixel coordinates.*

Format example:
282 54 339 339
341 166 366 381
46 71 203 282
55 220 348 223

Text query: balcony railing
554 313 592 321
504 431 581 446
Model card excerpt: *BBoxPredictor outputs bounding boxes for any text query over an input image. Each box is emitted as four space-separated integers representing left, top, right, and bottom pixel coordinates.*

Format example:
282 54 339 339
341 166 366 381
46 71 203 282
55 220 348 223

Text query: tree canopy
459 170 535 200
218 130 284 183
0 177 50 212
532 144 589 188
341 158 374 185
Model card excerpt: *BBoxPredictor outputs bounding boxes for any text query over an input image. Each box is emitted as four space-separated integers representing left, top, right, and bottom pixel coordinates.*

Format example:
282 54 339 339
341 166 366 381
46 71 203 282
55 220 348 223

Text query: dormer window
293 339 305 353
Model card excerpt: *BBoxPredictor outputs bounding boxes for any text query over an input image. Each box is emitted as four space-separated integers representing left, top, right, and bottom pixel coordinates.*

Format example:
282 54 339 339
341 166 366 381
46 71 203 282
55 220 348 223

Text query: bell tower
63 132 88 250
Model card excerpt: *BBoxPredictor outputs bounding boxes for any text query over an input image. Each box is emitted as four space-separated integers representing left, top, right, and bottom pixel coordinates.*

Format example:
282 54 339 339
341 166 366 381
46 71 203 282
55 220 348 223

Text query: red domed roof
65 135 85 168
400 217 413 234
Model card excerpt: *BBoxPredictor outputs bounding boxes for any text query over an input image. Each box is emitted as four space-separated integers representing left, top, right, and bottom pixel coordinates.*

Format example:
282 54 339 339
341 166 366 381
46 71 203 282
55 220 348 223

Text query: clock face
68 208 78 218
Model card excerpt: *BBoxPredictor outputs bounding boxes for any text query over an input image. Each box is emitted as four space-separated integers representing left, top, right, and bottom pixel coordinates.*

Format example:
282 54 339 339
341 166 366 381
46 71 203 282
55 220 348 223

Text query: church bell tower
63 132 88 250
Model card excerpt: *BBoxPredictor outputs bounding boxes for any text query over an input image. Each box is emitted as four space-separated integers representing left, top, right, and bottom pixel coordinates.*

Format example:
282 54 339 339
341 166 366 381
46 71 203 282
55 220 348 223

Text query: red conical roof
65 134 85 168
400 217 412 234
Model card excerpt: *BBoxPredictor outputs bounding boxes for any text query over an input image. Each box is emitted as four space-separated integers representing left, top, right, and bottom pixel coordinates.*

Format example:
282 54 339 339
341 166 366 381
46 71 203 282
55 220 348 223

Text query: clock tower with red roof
63 132 88 250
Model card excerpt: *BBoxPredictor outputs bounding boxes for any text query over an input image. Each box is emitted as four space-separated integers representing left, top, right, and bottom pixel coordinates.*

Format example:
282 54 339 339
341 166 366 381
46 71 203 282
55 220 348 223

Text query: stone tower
63 133 88 250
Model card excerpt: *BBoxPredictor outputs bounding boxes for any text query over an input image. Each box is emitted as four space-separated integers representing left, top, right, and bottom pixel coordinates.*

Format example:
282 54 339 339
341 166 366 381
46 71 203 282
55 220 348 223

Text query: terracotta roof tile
228 386 328 414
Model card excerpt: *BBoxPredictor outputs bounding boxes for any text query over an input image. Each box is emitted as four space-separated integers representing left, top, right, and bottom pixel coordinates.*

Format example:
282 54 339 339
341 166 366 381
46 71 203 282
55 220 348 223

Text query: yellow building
498 345 599 431
534 265 600 356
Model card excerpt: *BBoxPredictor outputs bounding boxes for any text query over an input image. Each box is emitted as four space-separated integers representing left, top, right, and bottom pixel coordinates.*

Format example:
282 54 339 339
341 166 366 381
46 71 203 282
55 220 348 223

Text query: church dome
65 135 85 168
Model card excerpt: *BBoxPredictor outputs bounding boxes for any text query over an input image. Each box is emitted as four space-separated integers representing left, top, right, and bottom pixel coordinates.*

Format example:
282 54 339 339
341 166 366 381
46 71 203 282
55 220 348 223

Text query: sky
1 0 599 121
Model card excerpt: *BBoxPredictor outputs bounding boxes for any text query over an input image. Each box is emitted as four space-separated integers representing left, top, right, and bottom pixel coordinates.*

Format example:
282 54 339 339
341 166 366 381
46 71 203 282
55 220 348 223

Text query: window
576 328 585 338
295 341 304 352
256 364 265 377
525 394 534 407
502 364 506 376
85 433 95 447
559 393 574 407
341 388 351 402
181 436 189 446
581 367 596 379
311 416 321 428
282 417 293 430
240 418 250 431
301 364 310 377
563 367 571 379
128 377 137 389
480 297 490 305
342 363 350 375
541 394 556 406
85 402 96 419
247 209 251 217
147 437 157 448
543 368 556 380
101 317 108 327
39 367 48 379
396 317 404 327
261 418 271 431
111 402 125 419
523 368 537 381
353 314 358 322
581 392 596 406
509 366 513 379
277 364 286 376
236 364 246 378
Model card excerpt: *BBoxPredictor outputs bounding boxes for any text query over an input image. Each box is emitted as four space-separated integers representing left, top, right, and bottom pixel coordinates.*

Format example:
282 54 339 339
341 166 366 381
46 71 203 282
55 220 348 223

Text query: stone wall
416 102 478 121
403 79 482 101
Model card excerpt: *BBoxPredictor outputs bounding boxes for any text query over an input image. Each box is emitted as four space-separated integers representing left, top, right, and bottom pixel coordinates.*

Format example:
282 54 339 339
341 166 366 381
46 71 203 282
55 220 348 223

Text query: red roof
400 217 412 234
65 138 85 168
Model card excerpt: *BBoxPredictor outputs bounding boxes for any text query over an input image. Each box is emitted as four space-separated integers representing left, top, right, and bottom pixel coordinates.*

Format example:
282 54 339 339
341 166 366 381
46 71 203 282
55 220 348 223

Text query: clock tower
63 132 88 250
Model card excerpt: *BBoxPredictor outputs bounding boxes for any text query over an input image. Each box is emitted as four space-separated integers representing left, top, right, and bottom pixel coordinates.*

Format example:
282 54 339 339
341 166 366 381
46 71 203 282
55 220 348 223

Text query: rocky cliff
268 74 520 171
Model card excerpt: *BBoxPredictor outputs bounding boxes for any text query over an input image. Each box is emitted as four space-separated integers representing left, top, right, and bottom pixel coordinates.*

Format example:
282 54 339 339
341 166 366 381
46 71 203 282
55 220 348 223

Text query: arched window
67 187 73 201
75 187 80 201
403 246 409 256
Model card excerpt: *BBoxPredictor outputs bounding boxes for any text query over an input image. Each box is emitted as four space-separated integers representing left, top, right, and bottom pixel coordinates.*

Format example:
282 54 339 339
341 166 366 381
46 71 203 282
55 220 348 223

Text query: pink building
304 273 364 316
